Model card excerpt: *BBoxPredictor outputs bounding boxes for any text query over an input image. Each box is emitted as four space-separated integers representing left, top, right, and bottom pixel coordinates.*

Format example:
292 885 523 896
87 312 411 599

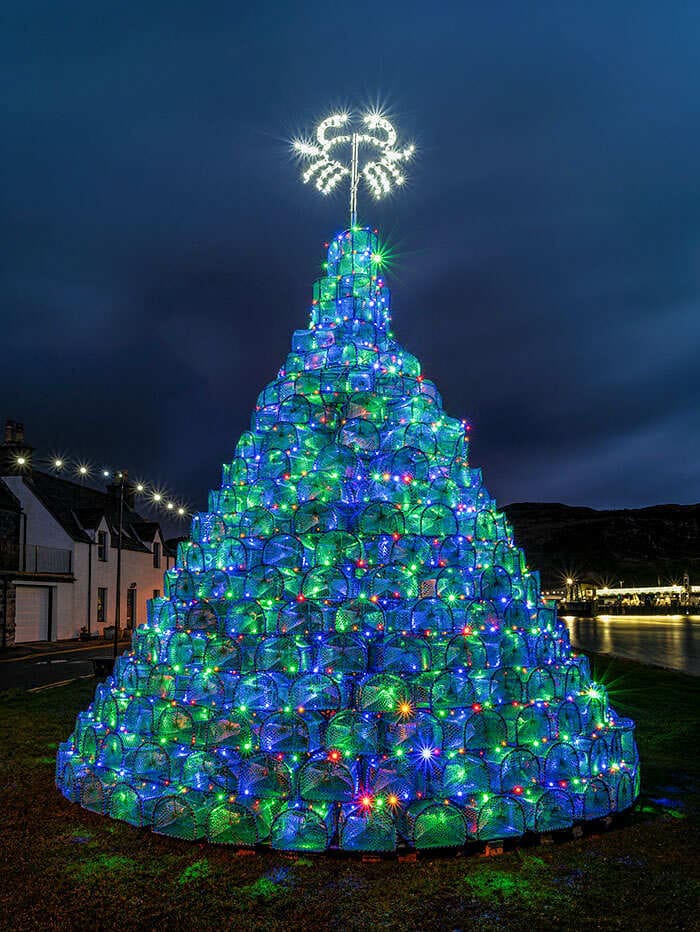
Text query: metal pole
112 471 126 659
350 132 359 228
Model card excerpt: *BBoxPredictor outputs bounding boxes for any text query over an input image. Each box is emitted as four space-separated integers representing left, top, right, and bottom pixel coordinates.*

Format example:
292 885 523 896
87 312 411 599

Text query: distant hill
503 502 700 589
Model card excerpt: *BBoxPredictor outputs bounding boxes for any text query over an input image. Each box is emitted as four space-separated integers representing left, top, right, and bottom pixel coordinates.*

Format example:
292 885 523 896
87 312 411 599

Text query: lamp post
112 470 127 659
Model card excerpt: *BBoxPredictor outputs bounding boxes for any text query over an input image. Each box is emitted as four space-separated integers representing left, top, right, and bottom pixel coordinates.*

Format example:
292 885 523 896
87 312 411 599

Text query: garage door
15 586 50 643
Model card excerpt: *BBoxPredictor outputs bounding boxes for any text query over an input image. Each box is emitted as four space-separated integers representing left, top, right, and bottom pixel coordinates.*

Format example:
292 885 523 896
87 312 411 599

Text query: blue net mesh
56 226 639 850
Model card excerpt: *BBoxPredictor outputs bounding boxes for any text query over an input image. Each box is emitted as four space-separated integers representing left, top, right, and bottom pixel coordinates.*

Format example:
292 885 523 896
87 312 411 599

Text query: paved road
0 642 120 692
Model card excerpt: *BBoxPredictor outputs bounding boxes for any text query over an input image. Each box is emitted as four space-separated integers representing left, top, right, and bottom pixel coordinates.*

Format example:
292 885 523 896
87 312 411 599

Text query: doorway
126 586 137 629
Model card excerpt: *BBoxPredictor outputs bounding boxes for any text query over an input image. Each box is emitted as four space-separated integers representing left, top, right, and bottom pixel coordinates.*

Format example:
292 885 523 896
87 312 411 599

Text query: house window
152 589 161 599
97 587 107 624
153 541 161 569
97 530 108 562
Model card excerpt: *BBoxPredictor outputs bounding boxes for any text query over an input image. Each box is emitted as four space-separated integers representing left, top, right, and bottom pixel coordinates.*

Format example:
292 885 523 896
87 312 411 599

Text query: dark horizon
3 3 699 515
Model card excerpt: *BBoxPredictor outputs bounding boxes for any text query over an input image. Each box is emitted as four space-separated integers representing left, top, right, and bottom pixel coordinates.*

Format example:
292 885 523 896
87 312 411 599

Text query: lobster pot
204 711 254 752
296 753 357 802
407 672 436 709
123 697 163 737
202 635 242 671
582 777 614 820
166 630 210 667
610 768 636 812
556 698 583 739
406 800 468 849
616 717 639 767
386 711 443 756
499 747 540 795
232 672 279 711
373 752 444 800
152 790 211 840
366 758 413 802
205 801 261 847
476 794 527 840
270 803 333 852
181 750 237 793
108 779 162 827
238 753 293 800
526 666 557 702
113 657 150 693
442 754 493 801
154 703 195 744
96 732 133 773
489 667 525 704
79 771 114 814
254 635 308 676
55 743 76 786
544 741 581 783
147 664 176 699
464 709 507 751
74 714 108 760
288 672 345 711
324 710 380 757
357 672 412 713
514 704 554 748
132 626 164 664
260 711 310 755
534 788 576 832
55 756 82 802
131 741 172 784
339 805 397 852
183 670 226 704
442 709 473 751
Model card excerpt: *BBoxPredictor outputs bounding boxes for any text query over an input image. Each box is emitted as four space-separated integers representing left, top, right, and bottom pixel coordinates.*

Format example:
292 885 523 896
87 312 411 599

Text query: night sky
3 2 699 520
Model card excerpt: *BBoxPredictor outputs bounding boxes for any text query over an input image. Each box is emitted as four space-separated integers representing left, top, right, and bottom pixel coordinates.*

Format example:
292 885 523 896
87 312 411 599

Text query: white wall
74 526 173 637
5 479 174 641
2 476 73 553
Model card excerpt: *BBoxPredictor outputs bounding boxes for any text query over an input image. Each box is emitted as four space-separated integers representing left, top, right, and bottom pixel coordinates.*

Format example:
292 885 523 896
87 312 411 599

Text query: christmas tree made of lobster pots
57 226 640 851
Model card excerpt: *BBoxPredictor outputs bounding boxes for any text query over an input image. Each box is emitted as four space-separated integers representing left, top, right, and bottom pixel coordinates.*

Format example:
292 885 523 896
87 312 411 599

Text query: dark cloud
2 1 699 513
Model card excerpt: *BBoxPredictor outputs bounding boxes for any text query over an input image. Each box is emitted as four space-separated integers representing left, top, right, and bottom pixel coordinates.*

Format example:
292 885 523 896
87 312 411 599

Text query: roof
0 480 21 513
21 470 165 553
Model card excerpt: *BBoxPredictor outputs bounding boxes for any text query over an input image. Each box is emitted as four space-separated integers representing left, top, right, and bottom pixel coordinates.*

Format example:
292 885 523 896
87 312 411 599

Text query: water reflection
562 615 700 676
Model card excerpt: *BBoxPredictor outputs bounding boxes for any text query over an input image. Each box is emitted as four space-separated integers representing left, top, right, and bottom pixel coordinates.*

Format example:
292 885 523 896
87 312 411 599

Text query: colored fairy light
56 144 639 853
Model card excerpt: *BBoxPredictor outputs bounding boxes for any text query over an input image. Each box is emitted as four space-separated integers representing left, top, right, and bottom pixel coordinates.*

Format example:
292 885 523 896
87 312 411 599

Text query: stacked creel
56 228 639 851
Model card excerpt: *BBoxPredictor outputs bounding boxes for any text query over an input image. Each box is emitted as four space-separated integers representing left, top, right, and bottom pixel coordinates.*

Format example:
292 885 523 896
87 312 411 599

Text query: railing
23 545 72 574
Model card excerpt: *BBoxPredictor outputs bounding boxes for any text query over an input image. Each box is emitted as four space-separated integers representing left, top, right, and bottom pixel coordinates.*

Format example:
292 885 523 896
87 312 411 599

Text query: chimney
1 419 33 477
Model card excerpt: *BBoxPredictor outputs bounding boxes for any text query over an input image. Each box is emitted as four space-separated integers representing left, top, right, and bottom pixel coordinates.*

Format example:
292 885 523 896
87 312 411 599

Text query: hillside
503 502 700 589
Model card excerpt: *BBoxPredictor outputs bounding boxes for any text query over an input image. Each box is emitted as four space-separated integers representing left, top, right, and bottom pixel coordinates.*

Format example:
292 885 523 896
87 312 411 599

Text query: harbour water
562 614 700 677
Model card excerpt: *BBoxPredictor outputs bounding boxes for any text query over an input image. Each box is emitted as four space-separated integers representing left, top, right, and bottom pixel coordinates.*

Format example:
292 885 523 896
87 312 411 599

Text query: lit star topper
293 111 415 226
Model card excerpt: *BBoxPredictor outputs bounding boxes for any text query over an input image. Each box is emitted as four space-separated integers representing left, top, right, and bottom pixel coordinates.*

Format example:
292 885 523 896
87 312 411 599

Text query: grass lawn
1 654 699 931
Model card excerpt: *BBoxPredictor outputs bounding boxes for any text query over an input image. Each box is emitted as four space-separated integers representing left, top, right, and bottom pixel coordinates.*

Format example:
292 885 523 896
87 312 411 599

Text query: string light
8 449 190 519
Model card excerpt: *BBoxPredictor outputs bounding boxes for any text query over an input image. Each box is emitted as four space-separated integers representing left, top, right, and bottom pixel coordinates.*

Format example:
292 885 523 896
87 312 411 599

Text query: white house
0 421 176 645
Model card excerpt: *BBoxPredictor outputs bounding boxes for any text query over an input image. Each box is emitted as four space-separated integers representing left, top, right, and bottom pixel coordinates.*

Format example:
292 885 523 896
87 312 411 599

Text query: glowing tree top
293 112 415 226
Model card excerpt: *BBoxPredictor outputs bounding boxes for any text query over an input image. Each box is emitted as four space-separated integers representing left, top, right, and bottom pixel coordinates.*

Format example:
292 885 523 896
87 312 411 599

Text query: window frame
97 587 107 624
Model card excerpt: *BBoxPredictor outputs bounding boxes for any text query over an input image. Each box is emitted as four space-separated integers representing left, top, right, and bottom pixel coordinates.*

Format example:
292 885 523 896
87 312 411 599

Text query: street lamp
112 470 127 659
